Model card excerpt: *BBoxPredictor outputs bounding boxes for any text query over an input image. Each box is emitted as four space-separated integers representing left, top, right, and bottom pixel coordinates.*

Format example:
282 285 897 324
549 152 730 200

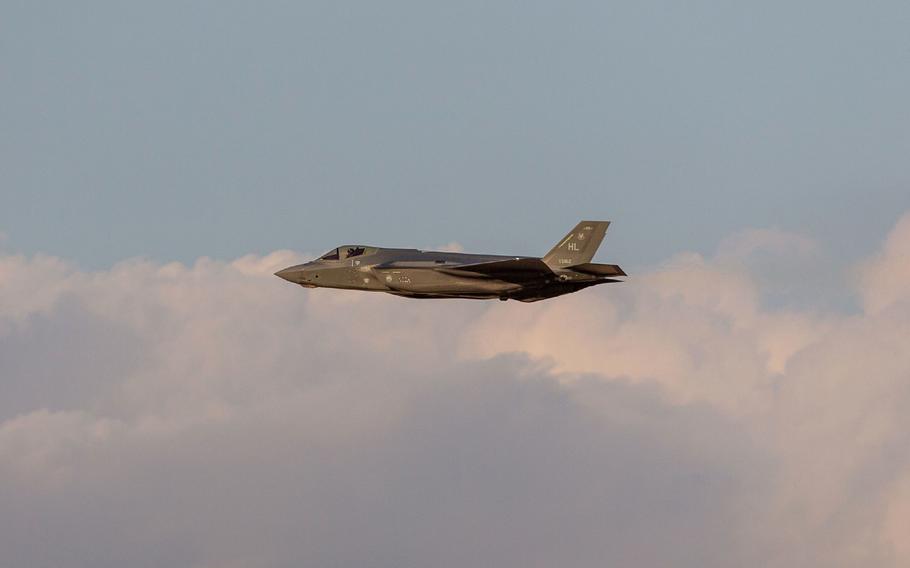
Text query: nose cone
275 264 306 284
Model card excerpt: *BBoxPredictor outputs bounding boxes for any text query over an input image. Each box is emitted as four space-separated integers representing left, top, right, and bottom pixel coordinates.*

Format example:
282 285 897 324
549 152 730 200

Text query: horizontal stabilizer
569 262 626 277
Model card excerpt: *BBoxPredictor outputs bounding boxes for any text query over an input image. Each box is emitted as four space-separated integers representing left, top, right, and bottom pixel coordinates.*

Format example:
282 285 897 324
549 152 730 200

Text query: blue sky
3 1 908 271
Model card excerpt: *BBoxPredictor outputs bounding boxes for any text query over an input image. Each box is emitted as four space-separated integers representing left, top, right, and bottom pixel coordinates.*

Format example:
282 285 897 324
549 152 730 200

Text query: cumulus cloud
430 241 466 253
862 214 910 314
1 214 910 567
716 227 819 260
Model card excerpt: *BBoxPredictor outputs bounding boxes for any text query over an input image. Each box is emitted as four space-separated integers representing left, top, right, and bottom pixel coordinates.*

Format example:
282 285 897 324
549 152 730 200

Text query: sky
2 2 910 567
2 1 909 269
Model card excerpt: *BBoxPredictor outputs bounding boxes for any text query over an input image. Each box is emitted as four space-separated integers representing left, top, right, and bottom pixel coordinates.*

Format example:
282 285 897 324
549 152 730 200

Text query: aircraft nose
275 264 306 283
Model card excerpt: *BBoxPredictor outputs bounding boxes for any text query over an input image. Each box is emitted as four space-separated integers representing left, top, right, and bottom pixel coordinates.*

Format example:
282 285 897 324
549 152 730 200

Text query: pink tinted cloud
1 213 910 566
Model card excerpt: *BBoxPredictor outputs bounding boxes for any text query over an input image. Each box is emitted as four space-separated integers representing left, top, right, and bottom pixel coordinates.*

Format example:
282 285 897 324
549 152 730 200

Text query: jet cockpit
318 246 375 261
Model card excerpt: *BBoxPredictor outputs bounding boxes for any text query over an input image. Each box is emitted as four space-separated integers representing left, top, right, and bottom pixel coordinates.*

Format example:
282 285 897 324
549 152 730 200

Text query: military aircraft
275 221 625 302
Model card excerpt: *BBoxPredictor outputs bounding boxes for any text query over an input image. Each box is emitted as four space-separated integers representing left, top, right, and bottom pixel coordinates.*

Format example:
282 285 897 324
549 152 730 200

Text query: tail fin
542 221 610 269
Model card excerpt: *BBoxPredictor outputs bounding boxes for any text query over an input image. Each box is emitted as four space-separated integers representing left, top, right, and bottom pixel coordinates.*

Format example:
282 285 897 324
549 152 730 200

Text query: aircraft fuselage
275 221 625 303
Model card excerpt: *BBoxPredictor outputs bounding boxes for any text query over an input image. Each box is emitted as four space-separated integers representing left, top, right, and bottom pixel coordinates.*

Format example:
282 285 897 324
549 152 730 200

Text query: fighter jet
275 221 625 302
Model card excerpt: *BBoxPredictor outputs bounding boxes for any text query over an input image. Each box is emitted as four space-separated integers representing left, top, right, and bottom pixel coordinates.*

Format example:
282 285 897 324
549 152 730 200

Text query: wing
439 258 554 282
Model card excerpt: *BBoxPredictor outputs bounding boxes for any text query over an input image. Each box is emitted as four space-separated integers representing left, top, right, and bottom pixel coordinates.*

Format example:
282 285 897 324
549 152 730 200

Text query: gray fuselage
276 246 619 302
275 221 625 302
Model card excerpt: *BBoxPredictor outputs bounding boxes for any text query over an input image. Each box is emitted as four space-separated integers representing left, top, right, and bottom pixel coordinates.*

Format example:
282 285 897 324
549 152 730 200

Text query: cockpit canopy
319 245 374 261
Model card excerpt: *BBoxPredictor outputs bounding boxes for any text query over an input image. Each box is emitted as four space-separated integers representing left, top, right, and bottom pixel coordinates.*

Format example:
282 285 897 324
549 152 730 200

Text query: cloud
862 214 910 314
1 213 910 567
431 241 465 253
716 227 819 259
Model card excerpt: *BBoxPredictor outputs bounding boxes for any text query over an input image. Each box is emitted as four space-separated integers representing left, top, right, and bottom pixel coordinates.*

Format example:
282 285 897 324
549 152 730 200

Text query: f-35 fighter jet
275 221 625 302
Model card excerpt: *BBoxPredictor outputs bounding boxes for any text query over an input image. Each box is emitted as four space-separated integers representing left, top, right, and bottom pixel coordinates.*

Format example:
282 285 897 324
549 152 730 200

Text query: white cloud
862 214 910 314
717 227 819 259
431 241 465 253
2 213 910 566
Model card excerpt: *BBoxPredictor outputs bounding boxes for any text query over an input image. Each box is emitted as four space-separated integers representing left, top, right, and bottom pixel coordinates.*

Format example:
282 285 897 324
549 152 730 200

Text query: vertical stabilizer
542 221 610 269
